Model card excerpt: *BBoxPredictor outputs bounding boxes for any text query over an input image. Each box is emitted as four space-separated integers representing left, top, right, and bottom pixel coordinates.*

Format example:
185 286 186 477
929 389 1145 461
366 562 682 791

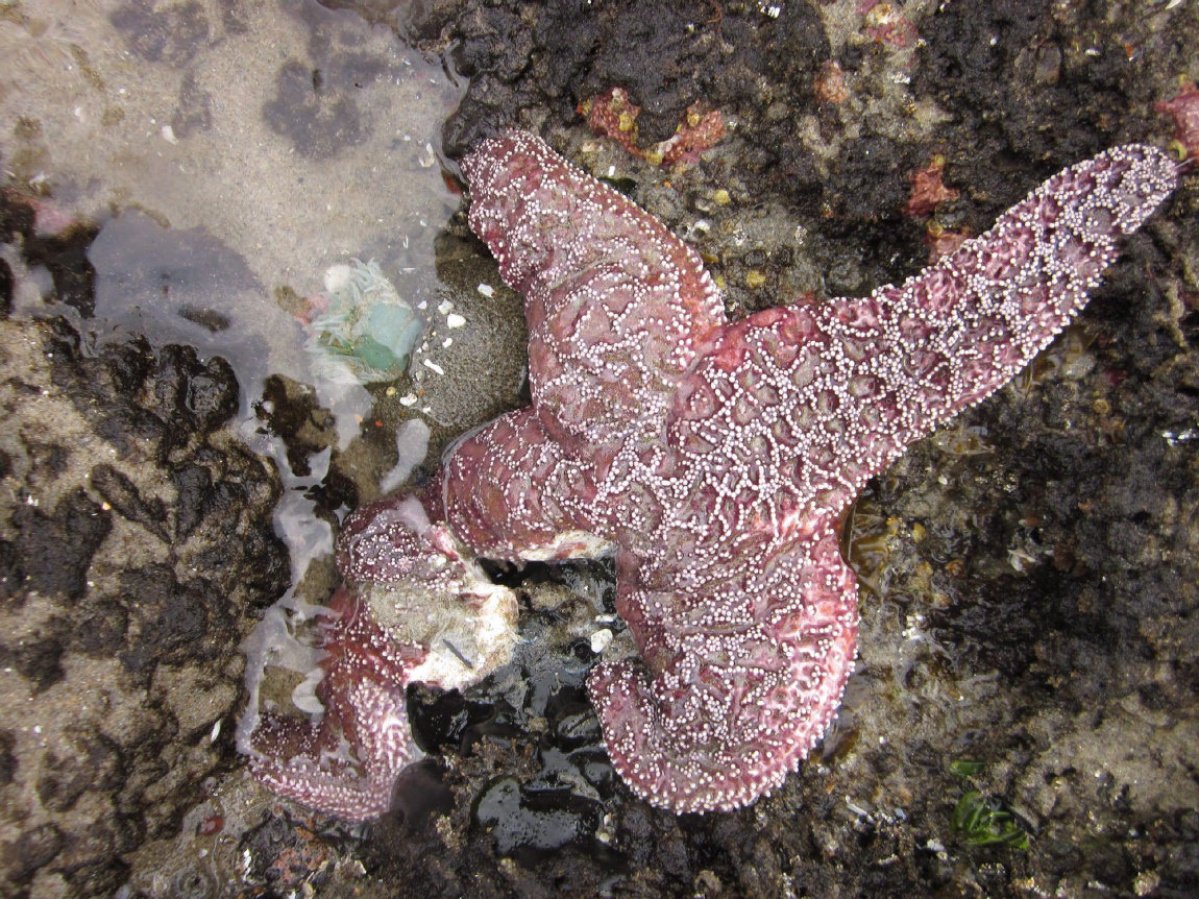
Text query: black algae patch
263 59 370 159
0 257 12 316
23 223 100 318
390 758 455 829
0 314 288 891
109 0 211 67
89 464 171 543
7 488 112 603
911 0 1193 221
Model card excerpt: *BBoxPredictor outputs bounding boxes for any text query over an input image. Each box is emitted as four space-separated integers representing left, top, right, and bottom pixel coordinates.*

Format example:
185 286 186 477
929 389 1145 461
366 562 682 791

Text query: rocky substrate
0 310 287 895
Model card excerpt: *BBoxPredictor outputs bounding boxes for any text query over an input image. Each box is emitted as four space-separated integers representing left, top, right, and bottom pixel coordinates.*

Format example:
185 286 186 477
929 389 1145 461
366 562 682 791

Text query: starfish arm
247 567 517 820
247 677 416 822
586 532 858 813
839 143 1179 443
461 131 727 454
441 407 612 561
245 589 422 821
336 500 519 691
663 144 1178 569
245 510 521 819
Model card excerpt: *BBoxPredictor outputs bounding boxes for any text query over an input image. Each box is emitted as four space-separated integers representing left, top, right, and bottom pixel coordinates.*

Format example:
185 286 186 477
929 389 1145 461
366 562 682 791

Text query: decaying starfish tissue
243 131 1177 819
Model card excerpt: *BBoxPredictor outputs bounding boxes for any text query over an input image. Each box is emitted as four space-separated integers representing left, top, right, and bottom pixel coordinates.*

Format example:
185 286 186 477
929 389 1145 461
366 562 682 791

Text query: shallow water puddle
0 0 532 537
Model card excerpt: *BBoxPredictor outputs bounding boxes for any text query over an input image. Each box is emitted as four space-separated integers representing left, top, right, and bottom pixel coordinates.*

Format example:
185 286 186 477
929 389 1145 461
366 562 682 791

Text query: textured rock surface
0 313 287 895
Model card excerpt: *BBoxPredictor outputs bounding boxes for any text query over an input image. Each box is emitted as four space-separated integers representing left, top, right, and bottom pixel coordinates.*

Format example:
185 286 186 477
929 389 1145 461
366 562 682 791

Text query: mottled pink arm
587 532 858 813
247 589 421 821
461 131 727 454
835 143 1179 443
585 144 1176 812
661 144 1178 570
440 407 609 561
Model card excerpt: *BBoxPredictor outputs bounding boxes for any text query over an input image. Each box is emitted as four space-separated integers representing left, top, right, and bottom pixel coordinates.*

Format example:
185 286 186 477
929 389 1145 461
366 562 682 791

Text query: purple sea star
245 132 1177 818
243 498 518 820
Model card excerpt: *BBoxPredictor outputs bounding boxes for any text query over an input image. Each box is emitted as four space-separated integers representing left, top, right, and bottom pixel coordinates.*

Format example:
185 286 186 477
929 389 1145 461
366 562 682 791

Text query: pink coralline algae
905 155 959 218
246 132 1177 818
1157 79 1199 161
579 86 726 167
